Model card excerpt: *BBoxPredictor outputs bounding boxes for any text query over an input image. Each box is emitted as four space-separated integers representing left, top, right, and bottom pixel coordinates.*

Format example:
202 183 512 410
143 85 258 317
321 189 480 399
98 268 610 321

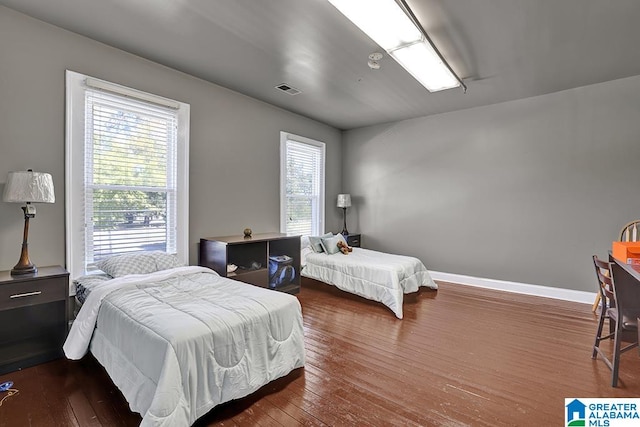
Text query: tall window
280 132 325 236
66 71 189 278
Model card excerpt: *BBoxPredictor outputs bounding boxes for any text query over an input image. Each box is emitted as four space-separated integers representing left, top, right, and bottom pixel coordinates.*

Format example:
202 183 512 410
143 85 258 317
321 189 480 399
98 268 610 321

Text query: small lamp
336 193 352 236
3 170 55 275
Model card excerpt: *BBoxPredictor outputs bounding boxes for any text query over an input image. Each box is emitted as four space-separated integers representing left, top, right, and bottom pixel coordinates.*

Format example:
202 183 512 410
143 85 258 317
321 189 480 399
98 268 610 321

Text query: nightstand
345 233 361 248
0 266 69 374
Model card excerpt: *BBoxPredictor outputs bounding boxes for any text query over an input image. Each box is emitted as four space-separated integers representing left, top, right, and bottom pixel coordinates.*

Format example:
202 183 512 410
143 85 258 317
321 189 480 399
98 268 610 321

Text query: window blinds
84 88 178 266
284 139 324 236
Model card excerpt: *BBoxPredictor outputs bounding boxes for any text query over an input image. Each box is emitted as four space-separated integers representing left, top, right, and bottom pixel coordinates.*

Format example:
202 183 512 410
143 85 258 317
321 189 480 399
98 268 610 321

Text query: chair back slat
610 262 640 319
620 220 640 242
593 255 614 304
597 270 615 300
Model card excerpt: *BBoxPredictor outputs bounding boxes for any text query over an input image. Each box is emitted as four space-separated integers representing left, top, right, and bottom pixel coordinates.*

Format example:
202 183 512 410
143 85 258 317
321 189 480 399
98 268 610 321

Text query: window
280 132 325 236
66 71 189 278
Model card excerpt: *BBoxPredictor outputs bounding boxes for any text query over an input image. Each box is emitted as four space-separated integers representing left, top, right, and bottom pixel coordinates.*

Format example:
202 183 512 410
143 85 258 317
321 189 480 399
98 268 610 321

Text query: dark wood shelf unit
0 265 69 375
199 233 301 294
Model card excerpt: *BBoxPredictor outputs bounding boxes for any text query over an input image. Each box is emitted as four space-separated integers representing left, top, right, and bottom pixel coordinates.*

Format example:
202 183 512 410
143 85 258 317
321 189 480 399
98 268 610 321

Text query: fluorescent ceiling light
327 0 421 50
390 41 460 92
327 0 461 92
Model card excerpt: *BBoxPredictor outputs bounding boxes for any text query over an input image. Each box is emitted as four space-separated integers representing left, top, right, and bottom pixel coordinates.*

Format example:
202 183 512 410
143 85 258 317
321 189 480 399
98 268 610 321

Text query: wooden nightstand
0 266 69 374
345 233 361 248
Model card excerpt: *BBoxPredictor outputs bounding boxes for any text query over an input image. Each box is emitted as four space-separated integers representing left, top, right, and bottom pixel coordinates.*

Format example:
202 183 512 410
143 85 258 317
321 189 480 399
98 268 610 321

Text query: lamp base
341 207 349 237
11 263 37 275
11 211 37 275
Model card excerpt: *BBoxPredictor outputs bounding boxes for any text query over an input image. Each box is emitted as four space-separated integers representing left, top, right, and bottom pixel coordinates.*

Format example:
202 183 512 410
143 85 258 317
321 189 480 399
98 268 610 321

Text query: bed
301 235 437 319
64 253 305 427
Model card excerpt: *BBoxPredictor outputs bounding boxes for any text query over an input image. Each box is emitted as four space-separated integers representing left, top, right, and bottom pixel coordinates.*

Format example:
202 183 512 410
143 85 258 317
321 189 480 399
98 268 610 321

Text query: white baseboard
430 271 596 305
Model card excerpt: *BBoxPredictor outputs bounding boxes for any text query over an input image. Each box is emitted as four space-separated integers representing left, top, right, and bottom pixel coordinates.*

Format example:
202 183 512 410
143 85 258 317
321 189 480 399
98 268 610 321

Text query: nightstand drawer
0 277 67 311
346 234 361 248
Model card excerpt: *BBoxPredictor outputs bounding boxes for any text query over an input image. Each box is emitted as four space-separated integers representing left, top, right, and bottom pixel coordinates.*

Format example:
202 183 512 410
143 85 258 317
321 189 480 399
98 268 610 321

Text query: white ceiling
3 0 640 130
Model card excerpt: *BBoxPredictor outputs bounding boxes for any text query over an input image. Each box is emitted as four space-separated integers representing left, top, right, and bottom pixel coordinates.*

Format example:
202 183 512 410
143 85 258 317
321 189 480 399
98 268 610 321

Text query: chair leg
592 293 601 312
611 323 623 387
592 311 607 359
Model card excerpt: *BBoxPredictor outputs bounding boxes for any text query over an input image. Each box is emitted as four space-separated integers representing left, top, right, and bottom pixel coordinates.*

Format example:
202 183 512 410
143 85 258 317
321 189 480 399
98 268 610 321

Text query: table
610 255 640 281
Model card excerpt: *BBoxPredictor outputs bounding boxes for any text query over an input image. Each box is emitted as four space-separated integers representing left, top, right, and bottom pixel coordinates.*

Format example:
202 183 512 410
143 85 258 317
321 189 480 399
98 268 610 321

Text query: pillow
96 251 183 277
308 233 333 253
320 234 344 255
300 246 314 267
152 251 184 271
336 233 348 246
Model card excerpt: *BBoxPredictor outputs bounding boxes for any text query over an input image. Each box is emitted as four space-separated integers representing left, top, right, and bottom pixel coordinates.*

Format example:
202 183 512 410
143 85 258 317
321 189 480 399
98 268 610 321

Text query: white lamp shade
3 171 55 203
337 194 352 208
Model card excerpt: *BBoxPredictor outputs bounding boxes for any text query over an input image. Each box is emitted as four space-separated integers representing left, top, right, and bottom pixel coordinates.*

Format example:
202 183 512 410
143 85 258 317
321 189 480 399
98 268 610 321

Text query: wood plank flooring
1 278 640 426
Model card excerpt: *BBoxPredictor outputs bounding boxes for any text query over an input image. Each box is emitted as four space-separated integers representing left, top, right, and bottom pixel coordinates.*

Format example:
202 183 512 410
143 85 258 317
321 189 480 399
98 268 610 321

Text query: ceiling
3 0 640 130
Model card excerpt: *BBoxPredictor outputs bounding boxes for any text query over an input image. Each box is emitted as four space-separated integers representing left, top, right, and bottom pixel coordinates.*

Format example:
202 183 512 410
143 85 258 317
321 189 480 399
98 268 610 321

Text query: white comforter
64 266 305 426
302 248 437 319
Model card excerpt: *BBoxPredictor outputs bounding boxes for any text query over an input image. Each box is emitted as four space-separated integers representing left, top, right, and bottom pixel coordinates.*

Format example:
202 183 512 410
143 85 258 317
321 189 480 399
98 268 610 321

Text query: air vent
275 83 302 96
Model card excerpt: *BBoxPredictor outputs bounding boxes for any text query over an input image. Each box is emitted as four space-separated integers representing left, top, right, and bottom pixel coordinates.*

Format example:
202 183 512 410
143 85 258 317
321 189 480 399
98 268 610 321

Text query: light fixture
3 170 55 275
327 0 465 92
337 194 352 236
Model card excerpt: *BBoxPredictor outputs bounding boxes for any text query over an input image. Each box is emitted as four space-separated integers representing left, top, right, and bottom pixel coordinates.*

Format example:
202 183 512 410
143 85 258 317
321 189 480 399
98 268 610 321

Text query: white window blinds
84 89 178 265
280 133 325 236
66 70 190 279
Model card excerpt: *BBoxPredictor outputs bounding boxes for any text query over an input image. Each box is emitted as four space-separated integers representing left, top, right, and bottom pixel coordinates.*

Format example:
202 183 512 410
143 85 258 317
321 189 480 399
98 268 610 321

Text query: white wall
0 6 342 271
343 75 640 292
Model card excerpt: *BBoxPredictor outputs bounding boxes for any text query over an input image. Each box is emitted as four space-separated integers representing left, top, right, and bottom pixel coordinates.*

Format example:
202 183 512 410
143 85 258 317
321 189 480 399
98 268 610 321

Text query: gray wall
0 6 342 272
343 75 640 292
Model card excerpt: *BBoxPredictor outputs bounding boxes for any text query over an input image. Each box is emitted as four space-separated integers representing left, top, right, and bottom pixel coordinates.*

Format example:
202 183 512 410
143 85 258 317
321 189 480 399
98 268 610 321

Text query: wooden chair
592 255 640 387
620 220 640 242
591 220 640 312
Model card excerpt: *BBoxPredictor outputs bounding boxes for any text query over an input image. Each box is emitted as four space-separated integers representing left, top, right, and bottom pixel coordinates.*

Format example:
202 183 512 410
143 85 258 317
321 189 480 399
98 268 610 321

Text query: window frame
279 131 326 236
65 70 190 280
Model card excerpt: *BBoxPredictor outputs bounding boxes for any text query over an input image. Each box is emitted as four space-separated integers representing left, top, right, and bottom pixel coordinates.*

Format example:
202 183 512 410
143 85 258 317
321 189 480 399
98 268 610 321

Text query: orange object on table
612 241 640 265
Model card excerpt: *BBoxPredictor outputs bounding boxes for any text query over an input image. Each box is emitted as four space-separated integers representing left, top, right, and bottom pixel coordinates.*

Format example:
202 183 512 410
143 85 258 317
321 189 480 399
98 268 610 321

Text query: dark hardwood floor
1 278 639 426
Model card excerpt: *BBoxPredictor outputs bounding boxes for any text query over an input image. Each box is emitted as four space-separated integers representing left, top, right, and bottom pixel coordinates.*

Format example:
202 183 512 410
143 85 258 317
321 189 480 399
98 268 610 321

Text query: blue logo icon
566 399 586 426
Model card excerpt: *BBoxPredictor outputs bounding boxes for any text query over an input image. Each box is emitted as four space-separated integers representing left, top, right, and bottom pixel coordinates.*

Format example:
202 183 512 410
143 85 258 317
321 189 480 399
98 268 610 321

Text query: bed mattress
302 248 437 318
64 266 305 426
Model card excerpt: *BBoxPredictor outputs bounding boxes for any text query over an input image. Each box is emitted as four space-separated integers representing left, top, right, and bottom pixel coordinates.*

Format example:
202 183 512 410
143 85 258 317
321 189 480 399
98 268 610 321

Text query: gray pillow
320 234 344 255
308 233 333 253
152 251 184 271
96 251 183 277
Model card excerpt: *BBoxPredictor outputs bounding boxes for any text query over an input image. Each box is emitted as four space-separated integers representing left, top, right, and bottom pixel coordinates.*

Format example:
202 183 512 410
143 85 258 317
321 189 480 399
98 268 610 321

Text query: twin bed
64 255 305 427
65 240 436 425
300 236 438 319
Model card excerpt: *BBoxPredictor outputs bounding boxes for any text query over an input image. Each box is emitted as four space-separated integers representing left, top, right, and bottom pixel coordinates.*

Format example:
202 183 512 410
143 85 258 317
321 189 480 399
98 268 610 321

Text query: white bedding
64 266 305 426
302 248 437 319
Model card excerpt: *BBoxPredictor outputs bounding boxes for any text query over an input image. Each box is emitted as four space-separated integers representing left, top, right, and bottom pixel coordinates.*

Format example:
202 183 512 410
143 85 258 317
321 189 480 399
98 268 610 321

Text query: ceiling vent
275 83 302 96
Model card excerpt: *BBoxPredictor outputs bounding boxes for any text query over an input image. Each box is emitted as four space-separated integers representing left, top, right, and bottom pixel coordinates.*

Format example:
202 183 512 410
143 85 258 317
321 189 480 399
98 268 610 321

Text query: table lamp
337 193 351 236
3 170 55 275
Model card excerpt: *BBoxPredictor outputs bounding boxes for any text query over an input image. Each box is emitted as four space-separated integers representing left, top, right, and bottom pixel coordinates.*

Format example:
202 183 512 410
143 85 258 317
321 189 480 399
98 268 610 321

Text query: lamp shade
336 194 351 208
3 171 55 203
